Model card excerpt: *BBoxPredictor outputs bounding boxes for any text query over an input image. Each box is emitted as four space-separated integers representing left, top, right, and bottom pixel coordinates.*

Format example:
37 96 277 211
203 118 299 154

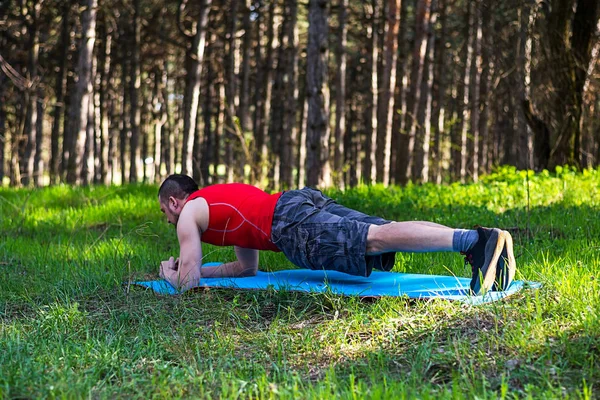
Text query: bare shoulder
179 197 209 233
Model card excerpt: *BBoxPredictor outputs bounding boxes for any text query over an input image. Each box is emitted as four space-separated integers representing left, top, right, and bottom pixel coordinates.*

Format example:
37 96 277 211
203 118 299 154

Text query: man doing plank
158 174 516 295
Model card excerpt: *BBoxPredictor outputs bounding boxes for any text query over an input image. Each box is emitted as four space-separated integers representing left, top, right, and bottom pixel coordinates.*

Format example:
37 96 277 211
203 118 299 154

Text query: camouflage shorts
270 187 396 277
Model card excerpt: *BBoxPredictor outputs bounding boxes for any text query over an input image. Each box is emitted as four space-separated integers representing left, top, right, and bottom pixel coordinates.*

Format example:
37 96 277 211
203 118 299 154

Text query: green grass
0 166 599 399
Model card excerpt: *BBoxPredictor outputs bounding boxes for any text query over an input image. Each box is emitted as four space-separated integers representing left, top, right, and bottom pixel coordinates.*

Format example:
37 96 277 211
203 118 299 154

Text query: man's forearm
201 261 257 278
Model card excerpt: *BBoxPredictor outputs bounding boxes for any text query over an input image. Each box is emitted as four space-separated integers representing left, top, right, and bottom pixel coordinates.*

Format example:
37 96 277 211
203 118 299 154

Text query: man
158 174 516 295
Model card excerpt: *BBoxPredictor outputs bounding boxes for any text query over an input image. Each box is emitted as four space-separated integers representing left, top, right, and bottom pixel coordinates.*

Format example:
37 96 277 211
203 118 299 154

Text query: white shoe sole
478 229 507 295
499 230 516 290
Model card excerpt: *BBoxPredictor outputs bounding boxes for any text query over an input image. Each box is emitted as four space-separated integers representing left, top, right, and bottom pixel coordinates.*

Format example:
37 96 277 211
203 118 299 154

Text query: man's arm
201 246 259 278
160 209 203 291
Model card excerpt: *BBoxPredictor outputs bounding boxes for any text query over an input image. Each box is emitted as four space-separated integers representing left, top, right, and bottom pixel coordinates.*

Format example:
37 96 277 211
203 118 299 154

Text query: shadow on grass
312 293 600 397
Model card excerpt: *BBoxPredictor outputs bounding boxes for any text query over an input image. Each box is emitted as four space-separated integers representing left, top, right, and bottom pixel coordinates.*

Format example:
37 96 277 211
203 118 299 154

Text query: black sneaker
461 227 508 295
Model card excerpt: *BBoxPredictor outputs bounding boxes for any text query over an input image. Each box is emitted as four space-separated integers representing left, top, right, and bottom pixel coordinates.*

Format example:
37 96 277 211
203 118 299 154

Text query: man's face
159 197 180 226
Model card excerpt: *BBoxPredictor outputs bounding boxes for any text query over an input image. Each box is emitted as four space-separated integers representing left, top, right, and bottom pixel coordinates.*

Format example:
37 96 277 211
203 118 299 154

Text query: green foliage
1 169 600 398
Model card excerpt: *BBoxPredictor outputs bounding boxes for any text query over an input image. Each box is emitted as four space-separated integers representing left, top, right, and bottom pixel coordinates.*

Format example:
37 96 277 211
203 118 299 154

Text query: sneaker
494 230 516 291
461 227 508 295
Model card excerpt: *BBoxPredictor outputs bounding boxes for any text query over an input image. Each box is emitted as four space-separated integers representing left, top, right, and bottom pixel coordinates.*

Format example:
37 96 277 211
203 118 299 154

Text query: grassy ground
0 166 599 399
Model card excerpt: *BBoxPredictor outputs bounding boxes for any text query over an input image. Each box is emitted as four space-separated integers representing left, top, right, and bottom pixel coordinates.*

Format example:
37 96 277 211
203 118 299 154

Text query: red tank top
185 183 282 251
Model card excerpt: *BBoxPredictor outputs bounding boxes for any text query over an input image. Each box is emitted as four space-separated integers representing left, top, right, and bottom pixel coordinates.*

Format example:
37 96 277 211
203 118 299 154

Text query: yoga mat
131 263 540 305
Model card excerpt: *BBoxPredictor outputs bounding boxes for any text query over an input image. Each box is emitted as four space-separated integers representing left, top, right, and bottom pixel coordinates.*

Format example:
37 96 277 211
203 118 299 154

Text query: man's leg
317 193 480 271
367 222 516 295
299 189 515 294
365 222 480 254
365 222 455 254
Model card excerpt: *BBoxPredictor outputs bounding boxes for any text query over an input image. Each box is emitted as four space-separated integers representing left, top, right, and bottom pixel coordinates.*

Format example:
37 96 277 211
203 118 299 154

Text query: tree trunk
21 0 41 186
345 82 358 188
344 63 354 188
192 12 213 185
363 0 379 185
450 33 461 175
82 47 97 185
0 73 5 183
279 0 299 189
297 87 308 188
238 0 252 133
61 66 74 181
215 75 225 182
200 77 212 186
505 92 519 166
51 1 70 184
93 53 102 185
453 0 472 182
108 69 118 185
478 0 492 174
513 1 532 171
253 0 275 185
141 94 150 183
469 0 481 181
10 104 22 186
569 0 600 167
268 3 285 188
581 25 600 167
173 79 182 173
201 32 215 186
152 65 167 183
333 0 348 189
224 0 243 182
180 0 211 176
431 0 446 184
98 14 113 185
391 0 409 184
66 0 97 184
129 0 142 182
414 0 436 183
33 93 44 186
120 36 130 184
377 0 401 185
346 57 363 188
305 0 330 187
162 59 174 176
398 0 431 184
192 76 205 184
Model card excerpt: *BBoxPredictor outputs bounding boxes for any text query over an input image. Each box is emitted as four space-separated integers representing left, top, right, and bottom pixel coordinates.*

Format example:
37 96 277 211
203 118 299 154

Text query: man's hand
159 257 180 283
159 255 201 291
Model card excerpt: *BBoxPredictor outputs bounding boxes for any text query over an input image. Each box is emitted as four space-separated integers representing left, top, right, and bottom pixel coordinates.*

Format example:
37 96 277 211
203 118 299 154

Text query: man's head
158 174 199 225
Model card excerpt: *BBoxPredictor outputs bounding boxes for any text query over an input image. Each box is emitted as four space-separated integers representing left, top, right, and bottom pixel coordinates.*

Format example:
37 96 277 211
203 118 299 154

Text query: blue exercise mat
131 263 540 305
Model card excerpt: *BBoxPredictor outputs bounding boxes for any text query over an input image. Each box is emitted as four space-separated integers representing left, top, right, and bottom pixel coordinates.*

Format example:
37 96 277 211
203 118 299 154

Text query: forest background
0 0 599 189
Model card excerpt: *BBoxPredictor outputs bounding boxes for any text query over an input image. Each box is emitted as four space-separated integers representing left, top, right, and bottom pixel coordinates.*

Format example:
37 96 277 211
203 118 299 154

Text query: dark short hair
158 174 199 202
